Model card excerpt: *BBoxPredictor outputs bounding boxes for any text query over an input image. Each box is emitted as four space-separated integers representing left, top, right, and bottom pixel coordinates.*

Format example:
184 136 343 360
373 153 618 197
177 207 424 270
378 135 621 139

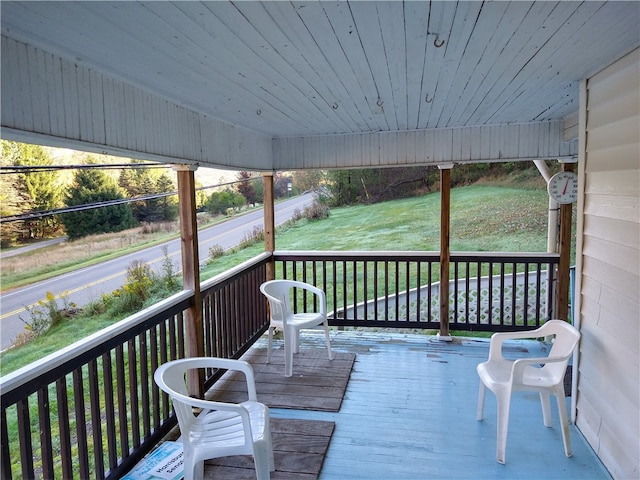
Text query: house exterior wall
575 47 639 479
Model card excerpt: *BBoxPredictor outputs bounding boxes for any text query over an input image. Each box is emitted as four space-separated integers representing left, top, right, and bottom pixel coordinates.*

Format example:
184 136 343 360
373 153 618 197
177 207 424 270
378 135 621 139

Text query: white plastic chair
260 280 333 377
476 320 581 464
154 357 274 480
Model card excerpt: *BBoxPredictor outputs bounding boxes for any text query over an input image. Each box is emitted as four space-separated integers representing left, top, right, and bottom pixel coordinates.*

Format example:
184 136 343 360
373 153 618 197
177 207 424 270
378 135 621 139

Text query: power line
0 178 262 224
0 163 169 174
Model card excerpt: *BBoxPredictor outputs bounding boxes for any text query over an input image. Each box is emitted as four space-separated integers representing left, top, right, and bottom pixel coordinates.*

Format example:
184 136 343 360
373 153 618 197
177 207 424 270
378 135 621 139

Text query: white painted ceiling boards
2 1 639 170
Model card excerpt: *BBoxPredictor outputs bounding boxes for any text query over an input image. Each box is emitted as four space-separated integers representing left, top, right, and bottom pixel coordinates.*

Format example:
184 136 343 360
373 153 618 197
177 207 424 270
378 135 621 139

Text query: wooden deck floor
254 330 611 480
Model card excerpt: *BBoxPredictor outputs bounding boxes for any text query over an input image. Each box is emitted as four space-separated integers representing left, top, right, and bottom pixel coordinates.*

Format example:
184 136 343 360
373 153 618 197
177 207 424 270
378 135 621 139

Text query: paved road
0 193 314 351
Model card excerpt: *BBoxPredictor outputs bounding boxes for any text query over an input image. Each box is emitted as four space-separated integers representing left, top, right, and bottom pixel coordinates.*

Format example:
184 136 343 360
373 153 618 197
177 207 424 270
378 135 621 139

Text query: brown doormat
210 348 356 412
203 418 335 480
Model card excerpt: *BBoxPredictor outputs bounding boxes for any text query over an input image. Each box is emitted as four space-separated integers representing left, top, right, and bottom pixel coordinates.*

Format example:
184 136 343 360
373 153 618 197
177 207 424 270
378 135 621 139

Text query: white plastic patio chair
260 280 333 377
476 320 581 464
154 357 274 480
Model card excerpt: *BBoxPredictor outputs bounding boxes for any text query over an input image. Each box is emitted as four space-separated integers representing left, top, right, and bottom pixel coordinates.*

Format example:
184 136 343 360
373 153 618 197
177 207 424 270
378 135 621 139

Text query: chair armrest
171 390 255 419
301 283 327 315
510 354 571 383
487 327 548 361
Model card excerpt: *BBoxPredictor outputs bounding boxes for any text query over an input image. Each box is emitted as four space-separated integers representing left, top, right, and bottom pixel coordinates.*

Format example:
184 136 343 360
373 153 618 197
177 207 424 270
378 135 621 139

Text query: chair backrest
155 359 201 441
154 357 257 446
260 280 326 323
260 280 295 323
538 320 581 382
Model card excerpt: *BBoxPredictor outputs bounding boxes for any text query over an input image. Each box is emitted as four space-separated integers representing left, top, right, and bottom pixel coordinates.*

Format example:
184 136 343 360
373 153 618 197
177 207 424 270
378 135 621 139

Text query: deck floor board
258 330 611 479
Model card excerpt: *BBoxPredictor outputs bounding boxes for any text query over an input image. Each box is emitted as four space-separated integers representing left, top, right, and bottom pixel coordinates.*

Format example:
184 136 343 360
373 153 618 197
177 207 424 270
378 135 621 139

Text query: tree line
0 141 287 247
1 140 538 248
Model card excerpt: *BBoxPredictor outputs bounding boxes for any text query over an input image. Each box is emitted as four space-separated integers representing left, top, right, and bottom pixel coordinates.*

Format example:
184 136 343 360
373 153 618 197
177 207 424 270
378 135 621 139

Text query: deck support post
174 164 204 397
263 172 276 281
555 161 575 321
438 164 453 341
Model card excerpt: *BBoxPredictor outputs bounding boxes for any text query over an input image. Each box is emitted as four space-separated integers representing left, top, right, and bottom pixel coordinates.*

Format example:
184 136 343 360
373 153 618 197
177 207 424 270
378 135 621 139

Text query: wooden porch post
438 164 453 341
555 162 575 321
173 164 204 397
263 173 276 281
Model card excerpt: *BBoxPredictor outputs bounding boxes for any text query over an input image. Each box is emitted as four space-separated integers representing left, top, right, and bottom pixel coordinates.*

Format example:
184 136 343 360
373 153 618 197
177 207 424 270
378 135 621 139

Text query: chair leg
539 391 552 427
182 451 199 480
293 330 300 354
476 382 486 421
323 320 334 360
554 385 572 457
284 327 294 377
495 391 511 464
253 442 273 480
266 327 274 364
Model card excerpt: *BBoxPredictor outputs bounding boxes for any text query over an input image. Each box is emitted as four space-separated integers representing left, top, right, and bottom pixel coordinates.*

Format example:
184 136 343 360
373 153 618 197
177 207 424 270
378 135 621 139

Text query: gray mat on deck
210 348 356 412
204 418 335 480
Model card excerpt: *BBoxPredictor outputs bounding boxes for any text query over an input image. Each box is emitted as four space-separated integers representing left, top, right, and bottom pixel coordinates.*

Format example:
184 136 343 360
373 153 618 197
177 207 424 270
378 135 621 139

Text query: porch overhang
2 1 637 171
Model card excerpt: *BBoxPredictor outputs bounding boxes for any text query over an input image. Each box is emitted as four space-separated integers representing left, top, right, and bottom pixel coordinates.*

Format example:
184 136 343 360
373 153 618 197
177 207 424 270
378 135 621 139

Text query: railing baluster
38 387 54 479
88 359 105 479
17 398 34 480
56 376 73 478
73 367 91 479
488 261 494 326
2 408 13 480
128 339 140 449
115 345 129 465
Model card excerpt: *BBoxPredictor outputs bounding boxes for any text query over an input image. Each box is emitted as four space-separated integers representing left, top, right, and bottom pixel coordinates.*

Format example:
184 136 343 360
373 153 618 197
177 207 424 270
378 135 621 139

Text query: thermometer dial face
547 171 578 204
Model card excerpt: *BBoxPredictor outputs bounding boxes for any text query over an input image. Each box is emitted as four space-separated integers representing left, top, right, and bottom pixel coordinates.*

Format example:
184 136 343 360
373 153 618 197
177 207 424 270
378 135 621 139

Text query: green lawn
2 184 561 374
201 185 553 279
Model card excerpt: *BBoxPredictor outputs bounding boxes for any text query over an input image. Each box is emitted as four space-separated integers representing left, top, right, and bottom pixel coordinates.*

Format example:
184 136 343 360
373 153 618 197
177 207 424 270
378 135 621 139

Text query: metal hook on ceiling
376 97 384 107
332 103 339 110
425 94 433 103
434 35 445 48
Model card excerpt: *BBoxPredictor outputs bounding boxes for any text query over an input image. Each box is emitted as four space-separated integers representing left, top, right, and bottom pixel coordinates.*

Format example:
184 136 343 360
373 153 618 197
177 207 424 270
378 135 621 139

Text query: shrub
239 226 264 249
304 201 330 220
208 244 225 263
20 291 78 338
159 246 180 291
107 260 152 315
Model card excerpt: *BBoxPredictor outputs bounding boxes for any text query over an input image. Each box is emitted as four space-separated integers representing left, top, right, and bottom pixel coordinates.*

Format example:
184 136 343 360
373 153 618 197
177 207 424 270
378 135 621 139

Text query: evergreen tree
155 172 178 221
1 140 64 240
62 168 134 239
119 166 178 222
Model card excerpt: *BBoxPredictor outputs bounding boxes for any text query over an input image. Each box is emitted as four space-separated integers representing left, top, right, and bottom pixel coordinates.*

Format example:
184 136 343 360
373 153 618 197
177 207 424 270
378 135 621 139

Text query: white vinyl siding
576 48 639 479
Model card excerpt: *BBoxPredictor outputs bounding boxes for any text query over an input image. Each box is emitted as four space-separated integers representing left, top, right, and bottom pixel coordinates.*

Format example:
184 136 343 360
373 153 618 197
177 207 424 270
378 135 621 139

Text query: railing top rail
274 250 440 259
274 250 559 260
0 289 194 396
450 251 560 261
201 252 271 290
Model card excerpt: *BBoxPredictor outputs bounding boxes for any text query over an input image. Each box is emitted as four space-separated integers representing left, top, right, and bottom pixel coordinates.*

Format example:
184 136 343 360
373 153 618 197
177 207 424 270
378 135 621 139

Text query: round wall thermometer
547 171 578 204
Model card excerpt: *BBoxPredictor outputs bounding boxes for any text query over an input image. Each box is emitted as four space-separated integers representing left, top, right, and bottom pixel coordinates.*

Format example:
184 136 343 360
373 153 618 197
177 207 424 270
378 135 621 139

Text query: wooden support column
263 173 276 281
173 164 203 397
438 164 453 341
555 162 575 321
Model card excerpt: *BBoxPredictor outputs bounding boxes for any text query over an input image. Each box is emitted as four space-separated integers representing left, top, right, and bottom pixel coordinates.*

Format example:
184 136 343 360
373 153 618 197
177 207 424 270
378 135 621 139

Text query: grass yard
200 185 558 280
2 183 572 373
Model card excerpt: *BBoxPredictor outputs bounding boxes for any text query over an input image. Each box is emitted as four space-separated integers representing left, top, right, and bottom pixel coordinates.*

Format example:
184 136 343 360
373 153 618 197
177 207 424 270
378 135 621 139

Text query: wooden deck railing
0 250 559 478
274 251 559 331
0 254 270 480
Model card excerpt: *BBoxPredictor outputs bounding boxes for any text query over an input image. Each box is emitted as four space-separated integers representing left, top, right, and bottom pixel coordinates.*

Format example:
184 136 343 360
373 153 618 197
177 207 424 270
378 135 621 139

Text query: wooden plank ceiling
2 1 638 140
